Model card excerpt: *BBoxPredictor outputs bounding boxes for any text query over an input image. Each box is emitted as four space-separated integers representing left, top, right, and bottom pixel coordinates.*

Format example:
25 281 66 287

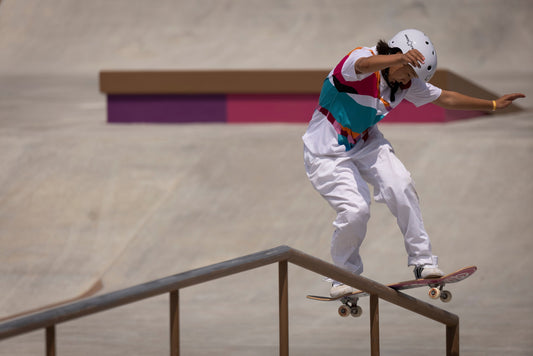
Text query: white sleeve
404 79 442 107
339 47 376 82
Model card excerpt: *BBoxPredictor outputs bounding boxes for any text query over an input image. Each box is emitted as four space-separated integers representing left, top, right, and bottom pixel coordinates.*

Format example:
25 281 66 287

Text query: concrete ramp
1 108 532 355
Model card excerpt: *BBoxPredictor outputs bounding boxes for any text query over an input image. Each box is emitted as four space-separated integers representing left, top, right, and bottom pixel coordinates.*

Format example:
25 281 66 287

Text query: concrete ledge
99 69 520 124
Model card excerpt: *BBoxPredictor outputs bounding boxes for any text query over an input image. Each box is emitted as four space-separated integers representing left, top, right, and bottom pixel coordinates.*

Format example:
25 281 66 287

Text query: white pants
304 125 435 274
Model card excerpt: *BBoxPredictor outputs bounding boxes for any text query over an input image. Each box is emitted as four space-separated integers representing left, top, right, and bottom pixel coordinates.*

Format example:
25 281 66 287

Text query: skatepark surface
0 1 532 355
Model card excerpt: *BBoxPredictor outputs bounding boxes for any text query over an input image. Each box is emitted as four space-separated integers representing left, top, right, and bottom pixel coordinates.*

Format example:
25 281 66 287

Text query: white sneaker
414 265 445 279
413 257 445 279
413 256 444 279
330 283 356 298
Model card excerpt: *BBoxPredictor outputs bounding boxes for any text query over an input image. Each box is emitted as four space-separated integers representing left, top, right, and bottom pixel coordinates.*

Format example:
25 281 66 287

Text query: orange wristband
492 100 497 111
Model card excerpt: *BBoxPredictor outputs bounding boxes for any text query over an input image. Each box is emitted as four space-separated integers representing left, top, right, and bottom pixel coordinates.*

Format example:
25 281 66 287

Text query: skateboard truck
338 296 363 318
428 283 452 302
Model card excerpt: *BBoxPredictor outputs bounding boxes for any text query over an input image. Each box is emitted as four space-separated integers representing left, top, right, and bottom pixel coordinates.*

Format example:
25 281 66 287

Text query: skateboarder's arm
433 90 525 111
355 49 425 74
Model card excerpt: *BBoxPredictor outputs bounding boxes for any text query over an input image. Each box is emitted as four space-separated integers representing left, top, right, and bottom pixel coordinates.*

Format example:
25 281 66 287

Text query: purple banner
107 95 227 123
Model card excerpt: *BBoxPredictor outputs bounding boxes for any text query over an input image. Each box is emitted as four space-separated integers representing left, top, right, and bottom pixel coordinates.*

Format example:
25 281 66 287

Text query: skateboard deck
307 266 476 317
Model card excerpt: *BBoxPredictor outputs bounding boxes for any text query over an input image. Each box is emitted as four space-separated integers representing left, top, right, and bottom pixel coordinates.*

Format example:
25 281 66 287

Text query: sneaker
413 257 445 279
414 265 445 279
330 282 356 298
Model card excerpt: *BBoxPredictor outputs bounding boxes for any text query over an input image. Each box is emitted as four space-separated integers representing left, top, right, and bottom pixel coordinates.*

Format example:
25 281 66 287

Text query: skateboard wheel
440 290 452 303
338 305 350 317
428 287 441 299
350 305 363 318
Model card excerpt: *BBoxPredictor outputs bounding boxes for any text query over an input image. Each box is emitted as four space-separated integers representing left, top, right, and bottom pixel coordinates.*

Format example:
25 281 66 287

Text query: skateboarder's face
388 64 417 85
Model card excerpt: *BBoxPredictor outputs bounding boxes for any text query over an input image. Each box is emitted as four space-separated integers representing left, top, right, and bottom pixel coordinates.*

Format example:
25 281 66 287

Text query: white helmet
388 29 437 82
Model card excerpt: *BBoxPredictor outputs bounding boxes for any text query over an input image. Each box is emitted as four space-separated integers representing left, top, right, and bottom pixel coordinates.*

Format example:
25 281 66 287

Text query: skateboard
307 266 477 318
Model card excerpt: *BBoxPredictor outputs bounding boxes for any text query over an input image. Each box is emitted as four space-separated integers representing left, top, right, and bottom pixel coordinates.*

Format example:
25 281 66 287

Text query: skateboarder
302 29 525 297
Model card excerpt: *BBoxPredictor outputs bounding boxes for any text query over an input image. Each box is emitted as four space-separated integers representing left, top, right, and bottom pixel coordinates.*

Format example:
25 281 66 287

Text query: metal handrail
0 245 459 355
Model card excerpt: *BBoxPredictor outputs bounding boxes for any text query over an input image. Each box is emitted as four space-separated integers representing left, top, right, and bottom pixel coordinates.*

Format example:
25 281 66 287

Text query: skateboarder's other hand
494 93 526 110
399 49 425 68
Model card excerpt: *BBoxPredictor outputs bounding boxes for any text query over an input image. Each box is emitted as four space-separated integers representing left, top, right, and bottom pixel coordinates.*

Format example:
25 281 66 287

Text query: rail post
370 294 379 355
447 323 459 356
45 325 55 356
170 290 180 356
279 260 288 356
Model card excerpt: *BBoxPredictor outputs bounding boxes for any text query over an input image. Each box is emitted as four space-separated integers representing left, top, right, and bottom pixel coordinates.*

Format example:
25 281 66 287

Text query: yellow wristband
492 100 497 111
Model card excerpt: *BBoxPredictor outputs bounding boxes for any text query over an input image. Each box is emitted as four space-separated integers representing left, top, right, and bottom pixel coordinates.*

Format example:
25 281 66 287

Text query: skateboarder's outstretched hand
494 93 526 110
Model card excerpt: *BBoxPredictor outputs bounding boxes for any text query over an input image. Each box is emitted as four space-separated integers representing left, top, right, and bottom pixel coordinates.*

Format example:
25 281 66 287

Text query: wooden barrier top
99 70 329 94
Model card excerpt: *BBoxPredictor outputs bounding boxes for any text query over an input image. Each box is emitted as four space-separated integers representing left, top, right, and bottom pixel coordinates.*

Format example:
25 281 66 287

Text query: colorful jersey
303 46 442 153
